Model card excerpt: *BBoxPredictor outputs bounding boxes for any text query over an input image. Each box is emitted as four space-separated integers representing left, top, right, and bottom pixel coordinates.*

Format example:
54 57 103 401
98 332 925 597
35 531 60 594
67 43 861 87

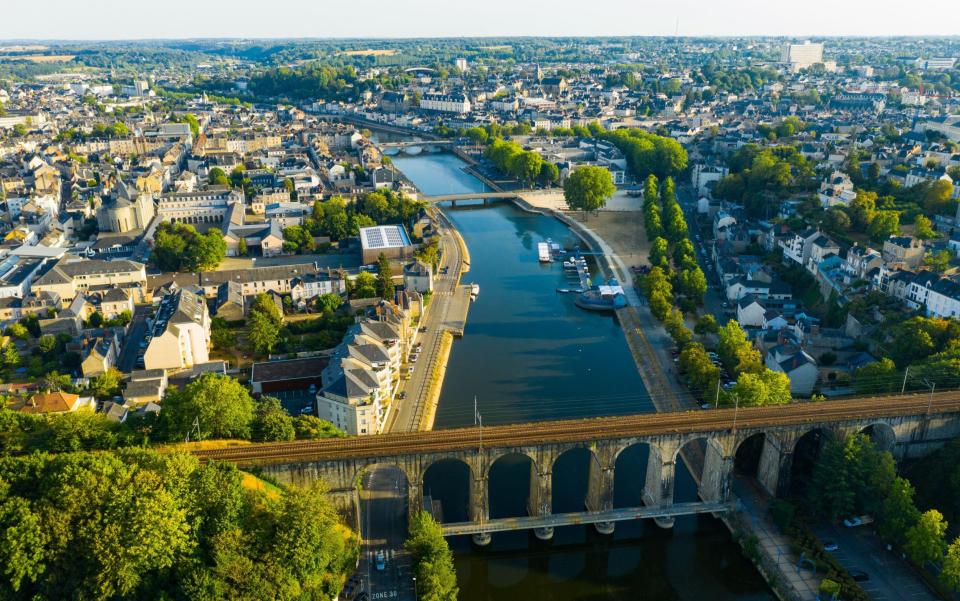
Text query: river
391 152 773 600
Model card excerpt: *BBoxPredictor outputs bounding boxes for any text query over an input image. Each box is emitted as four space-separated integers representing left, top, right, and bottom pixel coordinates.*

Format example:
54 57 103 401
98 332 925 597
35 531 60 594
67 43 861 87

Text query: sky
2 0 959 40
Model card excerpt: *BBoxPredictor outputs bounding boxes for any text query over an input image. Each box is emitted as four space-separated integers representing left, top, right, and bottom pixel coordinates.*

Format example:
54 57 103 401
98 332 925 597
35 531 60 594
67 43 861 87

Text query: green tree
405 512 459 601
648 236 669 268
905 509 948 566
252 397 296 442
293 415 346 439
694 314 719 336
250 293 283 327
924 250 953 274
209 167 230 187
376 253 394 299
507 150 542 185
161 373 255 440
563 166 616 216
914 214 938 240
879 476 920 544
942 537 960 591
316 293 342 314
537 162 560 187
718 321 762 375
237 237 248 257
248 311 280 355
679 343 720 399
352 272 378 299
868 210 900 242
91 368 122 400
6 323 28 340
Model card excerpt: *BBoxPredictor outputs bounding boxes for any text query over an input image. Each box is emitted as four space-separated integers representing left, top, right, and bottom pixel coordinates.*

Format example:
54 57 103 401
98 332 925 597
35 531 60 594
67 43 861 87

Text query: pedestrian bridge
422 189 562 204
441 501 735 538
192 392 960 544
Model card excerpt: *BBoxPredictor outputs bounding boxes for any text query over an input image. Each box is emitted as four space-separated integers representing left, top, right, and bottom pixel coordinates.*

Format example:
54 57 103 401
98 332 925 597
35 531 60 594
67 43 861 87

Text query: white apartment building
780 41 824 72
317 319 404 436
419 92 471 114
143 288 211 371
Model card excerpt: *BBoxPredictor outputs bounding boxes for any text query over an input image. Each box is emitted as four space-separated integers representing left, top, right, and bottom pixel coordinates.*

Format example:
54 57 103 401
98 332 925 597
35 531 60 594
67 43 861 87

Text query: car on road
398 391 406 400
419 326 427 333
843 515 874 528
822 540 839 552
375 551 386 571
410 354 419 363
700 402 712 410
300 405 313 414
849 569 869 582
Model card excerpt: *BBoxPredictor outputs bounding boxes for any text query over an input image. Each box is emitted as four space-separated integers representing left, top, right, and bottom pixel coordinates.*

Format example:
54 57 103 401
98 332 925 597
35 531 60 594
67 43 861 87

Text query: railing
440 501 736 536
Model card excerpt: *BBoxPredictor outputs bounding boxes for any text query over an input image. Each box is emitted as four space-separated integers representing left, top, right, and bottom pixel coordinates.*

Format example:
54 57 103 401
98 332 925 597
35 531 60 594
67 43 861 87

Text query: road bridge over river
194 391 960 543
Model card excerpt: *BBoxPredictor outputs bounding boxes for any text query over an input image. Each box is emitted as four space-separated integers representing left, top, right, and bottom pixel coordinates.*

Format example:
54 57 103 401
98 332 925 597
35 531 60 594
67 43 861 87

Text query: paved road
116 305 151 372
386 208 463 433
676 183 730 326
811 522 939 601
359 467 414 601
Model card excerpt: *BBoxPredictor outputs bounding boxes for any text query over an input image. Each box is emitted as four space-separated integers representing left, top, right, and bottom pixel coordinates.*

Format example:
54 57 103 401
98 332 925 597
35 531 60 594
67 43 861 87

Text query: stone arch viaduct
193 392 960 544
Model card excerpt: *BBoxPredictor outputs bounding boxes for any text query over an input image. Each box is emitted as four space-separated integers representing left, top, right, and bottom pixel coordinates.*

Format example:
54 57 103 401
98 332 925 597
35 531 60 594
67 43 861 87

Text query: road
116 305 151 372
386 207 463 433
676 183 730 326
359 467 414 601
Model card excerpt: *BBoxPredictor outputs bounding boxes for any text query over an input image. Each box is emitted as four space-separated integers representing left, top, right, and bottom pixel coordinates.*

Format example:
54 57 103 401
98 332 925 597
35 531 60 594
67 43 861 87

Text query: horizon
3 0 960 40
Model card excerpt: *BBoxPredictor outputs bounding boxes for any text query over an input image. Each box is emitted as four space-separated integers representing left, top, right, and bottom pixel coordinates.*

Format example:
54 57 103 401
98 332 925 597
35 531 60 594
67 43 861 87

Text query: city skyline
3 0 960 40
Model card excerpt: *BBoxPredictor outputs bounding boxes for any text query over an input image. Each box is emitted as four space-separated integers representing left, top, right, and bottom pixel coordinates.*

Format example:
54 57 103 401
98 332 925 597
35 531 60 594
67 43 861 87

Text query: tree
209 167 230 187
537 162 559 187
718 321 762 375
316 293 342 314
879 477 920 544
248 311 280 355
849 190 877 231
694 314 719 336
868 210 900 242
352 272 377 299
648 237 669 268
942 537 960 591
405 512 458 601
376 253 394 299
293 415 346 440
679 343 720 399
91 368 122 400
924 250 953 274
211 318 236 350
905 509 948 566
3 344 20 368
6 323 28 340
237 237 248 257
914 214 938 240
252 397 295 442
563 166 616 216
250 293 283 327
507 150 542 185
923 180 955 215
161 373 255 440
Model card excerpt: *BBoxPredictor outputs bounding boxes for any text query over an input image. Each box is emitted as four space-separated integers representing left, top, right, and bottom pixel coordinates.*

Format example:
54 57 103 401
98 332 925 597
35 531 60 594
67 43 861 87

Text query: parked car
843 515 874 528
375 551 386 571
849 569 869 582
822 541 839 552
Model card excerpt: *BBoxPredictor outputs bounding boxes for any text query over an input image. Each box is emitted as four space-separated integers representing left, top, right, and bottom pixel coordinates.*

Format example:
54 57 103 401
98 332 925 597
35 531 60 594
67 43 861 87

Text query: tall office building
780 41 824 72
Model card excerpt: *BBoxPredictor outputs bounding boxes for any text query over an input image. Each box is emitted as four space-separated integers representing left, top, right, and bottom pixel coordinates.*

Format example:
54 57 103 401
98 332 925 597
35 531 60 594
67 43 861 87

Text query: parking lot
812 523 939 601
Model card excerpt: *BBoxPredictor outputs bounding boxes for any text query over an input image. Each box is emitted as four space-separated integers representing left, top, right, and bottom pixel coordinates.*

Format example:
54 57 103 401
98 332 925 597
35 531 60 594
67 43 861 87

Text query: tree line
0 448 356 600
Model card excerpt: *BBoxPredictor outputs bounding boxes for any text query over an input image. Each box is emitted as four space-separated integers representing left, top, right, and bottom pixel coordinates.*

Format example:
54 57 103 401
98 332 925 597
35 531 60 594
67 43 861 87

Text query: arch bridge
193 392 960 544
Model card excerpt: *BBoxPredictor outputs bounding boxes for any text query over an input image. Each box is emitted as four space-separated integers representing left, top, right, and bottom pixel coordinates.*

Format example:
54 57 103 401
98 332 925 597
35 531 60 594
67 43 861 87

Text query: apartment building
143 287 211 371
31 257 146 303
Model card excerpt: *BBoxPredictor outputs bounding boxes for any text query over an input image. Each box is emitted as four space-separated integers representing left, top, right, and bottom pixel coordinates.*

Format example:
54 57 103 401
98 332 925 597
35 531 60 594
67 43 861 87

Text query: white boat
470 283 480 300
538 242 551 262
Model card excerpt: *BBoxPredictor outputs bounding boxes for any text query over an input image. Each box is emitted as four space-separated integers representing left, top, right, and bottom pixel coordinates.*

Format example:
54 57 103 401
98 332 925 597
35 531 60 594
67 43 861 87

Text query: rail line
190 391 960 466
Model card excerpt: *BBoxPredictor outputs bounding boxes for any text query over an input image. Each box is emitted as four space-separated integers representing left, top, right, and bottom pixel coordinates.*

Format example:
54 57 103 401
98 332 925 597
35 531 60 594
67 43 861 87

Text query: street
358 467 414 601
116 305 152 372
386 207 463 433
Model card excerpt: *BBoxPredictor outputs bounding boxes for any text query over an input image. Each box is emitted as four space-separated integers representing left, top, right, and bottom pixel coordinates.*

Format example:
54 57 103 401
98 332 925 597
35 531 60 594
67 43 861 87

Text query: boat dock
440 285 473 337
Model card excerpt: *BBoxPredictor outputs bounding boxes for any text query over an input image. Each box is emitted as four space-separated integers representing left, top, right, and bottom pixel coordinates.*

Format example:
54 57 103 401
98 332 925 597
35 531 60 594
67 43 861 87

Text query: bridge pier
530 457 553 540
586 445 616 535
470 474 491 546
701 436 734 503
757 433 795 498
643 442 677 528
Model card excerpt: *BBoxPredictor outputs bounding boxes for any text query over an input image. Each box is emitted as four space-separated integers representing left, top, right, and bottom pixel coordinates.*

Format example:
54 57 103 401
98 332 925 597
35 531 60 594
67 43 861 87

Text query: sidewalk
733 478 822 601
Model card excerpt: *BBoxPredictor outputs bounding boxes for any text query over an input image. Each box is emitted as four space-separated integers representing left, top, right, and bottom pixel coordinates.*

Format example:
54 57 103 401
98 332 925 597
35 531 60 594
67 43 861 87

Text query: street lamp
412 576 418 600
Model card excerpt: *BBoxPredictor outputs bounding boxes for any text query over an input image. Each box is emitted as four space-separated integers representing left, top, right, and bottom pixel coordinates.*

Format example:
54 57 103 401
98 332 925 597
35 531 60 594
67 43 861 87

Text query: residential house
143 287 211 371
